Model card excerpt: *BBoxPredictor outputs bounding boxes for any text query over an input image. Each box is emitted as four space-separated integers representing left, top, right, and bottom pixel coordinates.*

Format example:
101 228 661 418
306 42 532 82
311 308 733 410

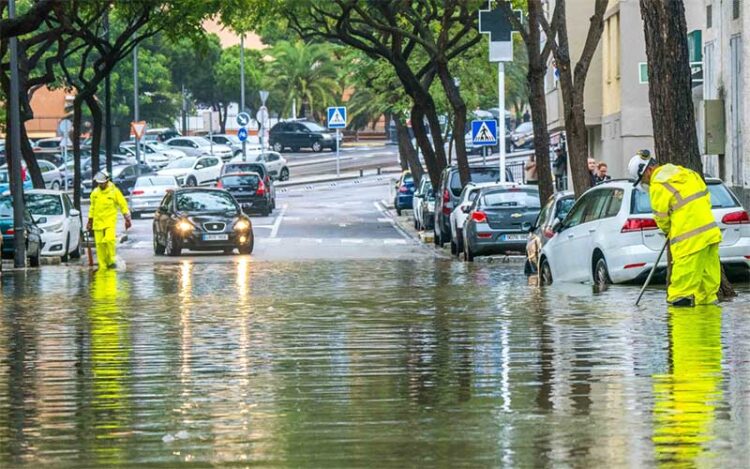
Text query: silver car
164 136 233 160
129 175 180 218
463 185 541 261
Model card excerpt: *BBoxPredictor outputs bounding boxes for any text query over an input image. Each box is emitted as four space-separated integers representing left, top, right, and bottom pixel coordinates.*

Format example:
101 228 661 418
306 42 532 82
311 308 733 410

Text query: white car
230 151 289 181
164 136 233 160
119 145 170 169
25 189 82 261
449 182 507 256
37 160 64 189
539 179 750 285
158 155 223 187
129 175 179 218
120 141 186 166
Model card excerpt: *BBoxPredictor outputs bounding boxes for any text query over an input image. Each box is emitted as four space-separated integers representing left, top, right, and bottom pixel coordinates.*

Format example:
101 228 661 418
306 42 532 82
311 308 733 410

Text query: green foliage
215 46 264 112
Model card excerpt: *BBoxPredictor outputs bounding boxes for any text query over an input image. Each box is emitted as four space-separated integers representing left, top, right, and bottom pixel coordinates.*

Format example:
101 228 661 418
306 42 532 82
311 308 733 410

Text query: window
603 189 624 218
555 197 575 221
582 190 610 223
734 0 740 20
267 153 279 162
561 195 590 229
639 63 649 84
687 30 702 63
707 5 712 28
160 192 173 212
120 166 136 178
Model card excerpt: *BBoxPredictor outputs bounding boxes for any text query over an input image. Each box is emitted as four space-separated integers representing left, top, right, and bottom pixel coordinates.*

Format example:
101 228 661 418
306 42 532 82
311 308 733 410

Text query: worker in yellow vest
87 170 131 270
628 150 722 306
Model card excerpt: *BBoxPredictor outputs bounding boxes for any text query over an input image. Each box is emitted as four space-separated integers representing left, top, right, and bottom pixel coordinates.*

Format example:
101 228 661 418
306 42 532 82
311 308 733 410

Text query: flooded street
2 259 749 467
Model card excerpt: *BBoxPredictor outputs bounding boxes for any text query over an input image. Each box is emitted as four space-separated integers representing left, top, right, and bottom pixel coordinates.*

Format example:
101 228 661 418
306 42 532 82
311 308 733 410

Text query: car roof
26 189 65 195
175 187 227 194
221 171 261 177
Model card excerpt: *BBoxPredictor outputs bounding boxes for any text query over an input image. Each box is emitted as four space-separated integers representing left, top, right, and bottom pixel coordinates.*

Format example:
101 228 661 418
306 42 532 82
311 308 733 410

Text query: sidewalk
276 167 402 188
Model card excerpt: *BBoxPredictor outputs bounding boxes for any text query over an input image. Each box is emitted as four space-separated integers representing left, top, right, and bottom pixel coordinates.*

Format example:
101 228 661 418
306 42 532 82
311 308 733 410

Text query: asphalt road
284 145 400 179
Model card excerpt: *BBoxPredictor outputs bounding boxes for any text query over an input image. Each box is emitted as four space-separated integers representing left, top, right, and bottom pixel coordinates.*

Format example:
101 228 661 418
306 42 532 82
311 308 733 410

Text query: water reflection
0 260 748 466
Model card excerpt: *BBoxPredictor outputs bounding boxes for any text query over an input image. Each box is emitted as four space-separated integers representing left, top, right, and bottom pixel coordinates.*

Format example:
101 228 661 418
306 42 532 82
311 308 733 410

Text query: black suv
434 165 514 246
269 120 337 153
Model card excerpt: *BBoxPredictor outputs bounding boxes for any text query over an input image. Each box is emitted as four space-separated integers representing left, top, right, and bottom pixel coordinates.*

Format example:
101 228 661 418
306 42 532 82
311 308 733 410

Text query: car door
204 157 221 183
115 165 137 194
549 193 594 281
63 194 81 249
264 152 282 176
154 191 173 243
560 190 610 281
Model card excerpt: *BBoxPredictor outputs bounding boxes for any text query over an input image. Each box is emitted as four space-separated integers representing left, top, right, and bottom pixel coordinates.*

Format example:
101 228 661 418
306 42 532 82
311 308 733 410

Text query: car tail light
621 218 658 233
399 185 408 193
477 233 492 238
6 228 14 235
721 210 750 225
543 227 555 239
470 211 488 223
443 189 450 203
256 180 266 196
216 180 223 189
131 190 144 196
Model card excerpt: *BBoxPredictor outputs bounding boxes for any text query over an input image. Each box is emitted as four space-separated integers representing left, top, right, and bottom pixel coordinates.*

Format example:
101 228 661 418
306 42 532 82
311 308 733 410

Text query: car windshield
403 175 414 185
631 183 738 214
514 122 533 133
25 193 63 215
450 169 501 196
135 176 177 187
0 196 12 217
176 191 238 212
221 175 260 186
111 166 127 178
303 122 326 132
482 189 540 208
165 158 196 169
223 135 241 144
149 142 170 151
556 197 575 219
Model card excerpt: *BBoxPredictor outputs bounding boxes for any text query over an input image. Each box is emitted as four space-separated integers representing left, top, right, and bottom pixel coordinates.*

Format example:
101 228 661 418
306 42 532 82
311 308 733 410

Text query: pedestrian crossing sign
327 106 347 129
471 119 498 146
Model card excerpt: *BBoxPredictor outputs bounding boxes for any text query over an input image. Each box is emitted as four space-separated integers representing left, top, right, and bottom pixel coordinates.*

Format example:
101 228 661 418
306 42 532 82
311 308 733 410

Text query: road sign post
130 121 147 164
327 106 347 178
237 112 250 159
58 119 72 192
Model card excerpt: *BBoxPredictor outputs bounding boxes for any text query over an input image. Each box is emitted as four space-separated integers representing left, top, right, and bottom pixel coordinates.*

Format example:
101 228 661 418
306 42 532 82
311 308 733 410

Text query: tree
215 44 263 121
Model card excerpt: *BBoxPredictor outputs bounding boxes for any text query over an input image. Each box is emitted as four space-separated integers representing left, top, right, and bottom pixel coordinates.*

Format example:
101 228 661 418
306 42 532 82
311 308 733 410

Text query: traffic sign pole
336 129 340 178
498 62 506 183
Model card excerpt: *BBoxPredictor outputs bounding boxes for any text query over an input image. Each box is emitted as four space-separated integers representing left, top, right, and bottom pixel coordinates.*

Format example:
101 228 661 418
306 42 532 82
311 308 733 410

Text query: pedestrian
87 170 132 270
524 153 538 185
588 157 598 186
553 147 567 190
595 162 611 184
522 110 531 123
628 150 722 306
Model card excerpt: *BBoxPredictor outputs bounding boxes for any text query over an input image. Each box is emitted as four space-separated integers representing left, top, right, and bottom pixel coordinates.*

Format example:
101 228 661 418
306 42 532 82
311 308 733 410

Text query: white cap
93 170 110 184
628 150 653 188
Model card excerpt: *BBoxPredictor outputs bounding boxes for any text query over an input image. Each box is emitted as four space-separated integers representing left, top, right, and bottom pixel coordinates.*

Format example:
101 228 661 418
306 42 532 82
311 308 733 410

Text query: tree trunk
640 0 736 299
436 61 470 187
72 96 83 210
396 115 424 184
220 102 229 134
394 119 410 172
1 76 44 188
411 103 442 188
84 93 102 175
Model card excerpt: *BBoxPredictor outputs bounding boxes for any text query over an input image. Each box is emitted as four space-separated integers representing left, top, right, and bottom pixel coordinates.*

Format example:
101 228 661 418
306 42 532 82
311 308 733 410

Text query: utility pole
8 0 26 267
104 9 113 173
498 62 506 182
133 45 141 164
240 34 247 159
181 84 187 135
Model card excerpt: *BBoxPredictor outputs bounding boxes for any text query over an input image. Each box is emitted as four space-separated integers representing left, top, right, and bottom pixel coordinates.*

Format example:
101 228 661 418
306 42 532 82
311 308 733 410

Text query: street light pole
133 45 141 164
8 0 26 268
104 9 113 173
240 33 246 159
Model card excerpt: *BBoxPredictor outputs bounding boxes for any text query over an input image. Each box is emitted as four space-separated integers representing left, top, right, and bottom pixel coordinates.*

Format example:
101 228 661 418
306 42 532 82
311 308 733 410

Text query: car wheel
456 230 464 254
312 141 323 153
51 180 60 190
153 233 165 255
61 233 71 262
280 167 290 181
238 236 254 255
272 142 283 152
165 231 181 256
29 249 40 268
464 240 474 262
540 258 553 285
70 231 82 259
450 239 457 255
186 176 197 187
414 218 419 230
594 255 613 286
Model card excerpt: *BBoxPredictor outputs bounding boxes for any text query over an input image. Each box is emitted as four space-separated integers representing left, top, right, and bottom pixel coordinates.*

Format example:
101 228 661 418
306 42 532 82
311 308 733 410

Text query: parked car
58 155 135 189
524 191 575 276
25 189 82 261
157 156 222 187
393 171 415 216
221 161 276 212
218 172 271 216
207 134 243 156
33 137 68 151
412 178 434 231
143 128 181 143
152 188 254 256
269 120 337 153
36 160 64 190
463 185 541 261
538 179 750 285
509 122 534 151
434 165 514 247
0 194 42 267
0 169 33 194
118 144 170 168
231 151 289 181
129 175 180 219
164 136 233 160
449 182 505 256
120 141 186 161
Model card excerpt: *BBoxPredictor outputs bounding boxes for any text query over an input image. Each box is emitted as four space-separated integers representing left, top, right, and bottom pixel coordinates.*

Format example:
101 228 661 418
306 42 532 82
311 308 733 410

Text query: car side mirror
461 205 471 214
69 209 80 217
36 216 47 225
195 164 204 170
522 221 534 232
552 218 563 233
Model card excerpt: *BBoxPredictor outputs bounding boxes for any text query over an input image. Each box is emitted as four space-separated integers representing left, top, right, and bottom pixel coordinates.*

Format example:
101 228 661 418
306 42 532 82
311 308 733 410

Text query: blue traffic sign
327 106 347 129
471 120 498 146
237 127 248 142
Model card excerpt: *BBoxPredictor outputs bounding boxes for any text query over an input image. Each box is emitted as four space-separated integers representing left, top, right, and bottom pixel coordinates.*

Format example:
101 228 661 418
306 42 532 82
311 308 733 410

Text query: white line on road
270 204 288 238
373 201 413 242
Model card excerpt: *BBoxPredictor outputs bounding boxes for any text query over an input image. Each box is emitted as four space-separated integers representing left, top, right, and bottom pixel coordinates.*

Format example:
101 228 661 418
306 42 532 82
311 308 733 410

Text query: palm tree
267 40 341 120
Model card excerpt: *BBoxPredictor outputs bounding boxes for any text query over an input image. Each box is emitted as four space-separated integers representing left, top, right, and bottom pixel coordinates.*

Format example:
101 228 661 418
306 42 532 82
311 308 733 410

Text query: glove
86 219 93 232
124 217 132 230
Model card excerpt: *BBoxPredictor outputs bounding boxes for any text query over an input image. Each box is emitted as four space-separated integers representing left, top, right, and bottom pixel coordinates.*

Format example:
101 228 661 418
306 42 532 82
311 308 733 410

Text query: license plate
203 234 228 241
502 234 526 241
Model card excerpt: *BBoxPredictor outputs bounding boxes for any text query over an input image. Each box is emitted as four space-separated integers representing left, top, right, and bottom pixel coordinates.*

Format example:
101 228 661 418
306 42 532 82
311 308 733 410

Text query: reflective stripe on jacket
90 183 130 230
649 164 721 259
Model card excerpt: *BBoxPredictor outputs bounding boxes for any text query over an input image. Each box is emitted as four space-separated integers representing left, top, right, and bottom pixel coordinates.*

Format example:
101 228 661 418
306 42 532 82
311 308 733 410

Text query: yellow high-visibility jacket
90 183 130 231
649 164 721 259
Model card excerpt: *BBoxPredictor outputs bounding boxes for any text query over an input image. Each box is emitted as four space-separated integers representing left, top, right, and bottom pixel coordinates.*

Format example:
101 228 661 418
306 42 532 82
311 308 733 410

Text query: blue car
394 171 415 216
0 169 33 194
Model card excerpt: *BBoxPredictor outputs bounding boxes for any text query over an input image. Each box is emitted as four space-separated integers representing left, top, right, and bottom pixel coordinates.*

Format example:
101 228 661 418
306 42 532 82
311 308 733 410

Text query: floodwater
1 259 749 467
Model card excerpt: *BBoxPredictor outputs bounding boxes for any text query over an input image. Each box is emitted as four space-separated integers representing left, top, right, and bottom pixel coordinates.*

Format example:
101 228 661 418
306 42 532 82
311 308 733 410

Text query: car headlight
43 222 64 233
176 220 193 232
234 219 250 231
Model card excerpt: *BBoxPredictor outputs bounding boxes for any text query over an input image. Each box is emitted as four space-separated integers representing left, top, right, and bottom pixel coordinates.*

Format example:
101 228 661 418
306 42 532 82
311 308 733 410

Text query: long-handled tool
635 238 669 306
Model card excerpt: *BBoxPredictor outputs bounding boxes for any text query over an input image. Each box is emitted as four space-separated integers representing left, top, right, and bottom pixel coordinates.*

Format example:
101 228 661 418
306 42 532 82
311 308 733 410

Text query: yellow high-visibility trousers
94 227 117 269
668 243 720 305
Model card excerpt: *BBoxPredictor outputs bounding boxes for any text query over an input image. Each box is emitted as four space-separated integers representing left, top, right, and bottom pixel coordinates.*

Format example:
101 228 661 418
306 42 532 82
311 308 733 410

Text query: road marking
270 204 288 238
377 217 394 223
253 225 273 229
341 238 365 244
373 201 413 242
383 239 407 245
